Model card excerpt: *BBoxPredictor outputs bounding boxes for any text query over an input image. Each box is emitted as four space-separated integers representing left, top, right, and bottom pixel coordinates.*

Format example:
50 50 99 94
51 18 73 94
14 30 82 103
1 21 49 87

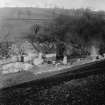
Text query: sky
0 0 105 11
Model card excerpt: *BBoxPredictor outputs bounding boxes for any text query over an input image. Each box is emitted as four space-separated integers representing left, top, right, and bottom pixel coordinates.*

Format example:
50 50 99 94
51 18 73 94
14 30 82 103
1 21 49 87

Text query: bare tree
24 24 41 53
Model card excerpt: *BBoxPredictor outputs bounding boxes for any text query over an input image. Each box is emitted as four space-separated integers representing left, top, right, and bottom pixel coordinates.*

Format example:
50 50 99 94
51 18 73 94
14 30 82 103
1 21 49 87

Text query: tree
76 10 105 55
41 9 105 58
0 33 12 58
24 24 41 53
0 41 12 58
23 9 105 59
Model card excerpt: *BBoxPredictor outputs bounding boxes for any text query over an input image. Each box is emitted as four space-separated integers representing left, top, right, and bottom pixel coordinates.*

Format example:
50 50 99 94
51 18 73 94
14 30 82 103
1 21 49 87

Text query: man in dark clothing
56 42 66 61
21 54 24 62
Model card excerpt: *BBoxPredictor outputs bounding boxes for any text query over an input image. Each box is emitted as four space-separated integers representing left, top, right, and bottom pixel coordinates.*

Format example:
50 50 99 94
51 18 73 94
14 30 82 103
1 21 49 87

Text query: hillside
0 7 88 42
0 7 105 42
0 7 57 41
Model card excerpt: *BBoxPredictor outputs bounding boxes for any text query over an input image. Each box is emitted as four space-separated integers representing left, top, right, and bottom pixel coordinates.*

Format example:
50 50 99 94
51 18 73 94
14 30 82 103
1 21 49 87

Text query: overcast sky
0 0 105 11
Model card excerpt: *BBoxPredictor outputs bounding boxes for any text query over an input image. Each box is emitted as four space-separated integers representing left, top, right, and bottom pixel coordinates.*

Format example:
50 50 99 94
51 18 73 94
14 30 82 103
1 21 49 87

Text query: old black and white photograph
0 0 105 105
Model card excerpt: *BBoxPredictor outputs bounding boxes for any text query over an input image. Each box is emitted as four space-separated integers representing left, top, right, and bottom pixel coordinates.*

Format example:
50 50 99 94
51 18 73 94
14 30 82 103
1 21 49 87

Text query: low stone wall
0 57 17 65
1 62 33 74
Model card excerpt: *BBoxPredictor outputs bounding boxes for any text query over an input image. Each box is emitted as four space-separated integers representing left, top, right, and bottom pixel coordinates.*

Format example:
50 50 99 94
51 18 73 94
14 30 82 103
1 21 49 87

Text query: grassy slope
0 8 105 42
0 73 105 105
0 7 89 42
0 8 55 41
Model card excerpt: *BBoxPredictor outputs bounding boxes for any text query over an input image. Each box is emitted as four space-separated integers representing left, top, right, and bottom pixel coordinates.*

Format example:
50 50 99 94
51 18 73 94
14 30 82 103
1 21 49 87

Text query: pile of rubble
0 53 56 74
1 51 105 75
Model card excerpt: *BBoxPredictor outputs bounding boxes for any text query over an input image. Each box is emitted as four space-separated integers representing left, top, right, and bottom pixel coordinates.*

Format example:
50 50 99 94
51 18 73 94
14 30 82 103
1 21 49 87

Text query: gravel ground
0 73 105 105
